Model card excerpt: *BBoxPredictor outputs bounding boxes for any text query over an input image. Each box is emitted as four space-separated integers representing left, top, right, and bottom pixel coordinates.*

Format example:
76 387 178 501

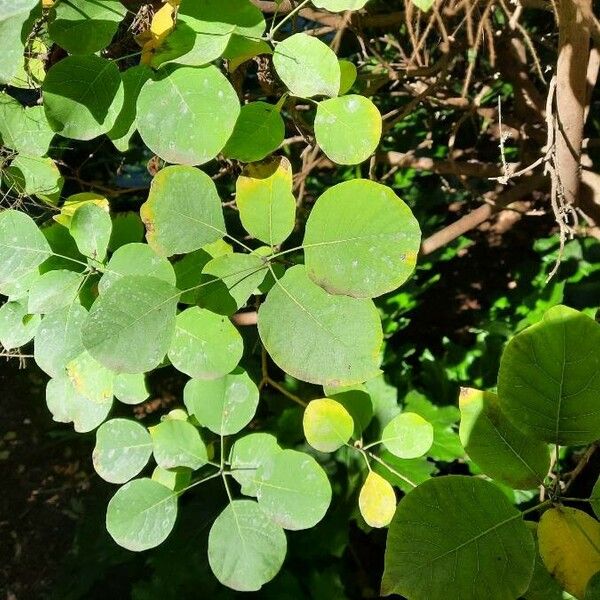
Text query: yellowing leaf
539 506 600 599
138 0 180 65
303 398 354 452
42 0 54 7
359 471 396 528
54 192 109 227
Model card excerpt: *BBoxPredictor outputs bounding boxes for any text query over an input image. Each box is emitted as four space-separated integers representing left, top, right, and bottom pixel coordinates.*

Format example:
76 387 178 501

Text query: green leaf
256 449 332 530
113 373 149 405
46 374 112 433
168 306 243 379
229 433 282 496
314 95 381 165
0 299 40 349
208 500 286 592
48 0 126 55
196 252 267 316
381 476 536 599
380 412 434 459
108 212 145 252
183 368 259 435
303 398 354 452
136 65 240 165
140 165 225 257
323 386 374 436
108 65 153 152
592 476 600 519
0 209 51 296
43 55 124 140
174 246 229 305
235 156 296 246
0 0 38 20
586 571 600 600
98 243 176 294
70 203 112 262
93 418 153 484
66 350 115 404
223 101 285 163
459 388 550 489
151 466 191 492
150 419 208 470
303 179 421 298
258 265 382 386
273 33 340 98
82 275 179 373
358 471 396 528
5 154 63 203
411 0 435 11
224 35 272 71
0 92 54 154
0 1 37 84
522 523 564 600
28 269 82 314
372 451 435 493
34 303 87 377
498 305 600 445
106 478 178 551
338 59 357 94
312 0 369 11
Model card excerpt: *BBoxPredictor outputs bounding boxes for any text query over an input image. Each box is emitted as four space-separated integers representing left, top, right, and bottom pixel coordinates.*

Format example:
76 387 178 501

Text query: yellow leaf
42 0 54 7
138 0 180 65
54 192 109 227
358 471 396 528
303 398 354 453
539 506 600 599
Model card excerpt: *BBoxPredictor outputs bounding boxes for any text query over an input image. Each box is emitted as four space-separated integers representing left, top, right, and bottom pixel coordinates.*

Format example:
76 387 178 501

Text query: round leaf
358 471 396 528
114 372 149 405
303 179 421 298
498 305 600 445
258 265 383 386
136 65 240 165
66 350 115 404
168 306 243 379
93 418 153 484
140 165 225 257
82 275 179 373
70 203 112 262
223 101 285 163
43 55 124 140
381 412 434 459
150 419 208 470
312 0 369 11
314 95 381 165
256 449 332 530
338 59 357 94
208 500 286 592
273 33 340 98
183 369 259 435
106 478 177 551
381 475 536 599
303 397 354 452
28 269 82 314
5 154 63 204
0 300 40 349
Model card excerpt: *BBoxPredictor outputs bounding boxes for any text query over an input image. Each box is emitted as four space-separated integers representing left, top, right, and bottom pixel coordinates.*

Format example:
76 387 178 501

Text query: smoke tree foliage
1 0 600 597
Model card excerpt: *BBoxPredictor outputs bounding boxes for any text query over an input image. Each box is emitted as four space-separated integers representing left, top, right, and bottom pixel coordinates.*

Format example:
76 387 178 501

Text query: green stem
521 499 552 516
269 0 311 38
366 451 417 488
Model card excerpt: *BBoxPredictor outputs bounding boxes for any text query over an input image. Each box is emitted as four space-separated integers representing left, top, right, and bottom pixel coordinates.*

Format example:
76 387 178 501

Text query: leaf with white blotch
258 265 382 386
136 65 239 165
82 275 179 373
28 270 83 314
380 412 433 459
34 303 87 377
98 243 176 294
273 33 340 98
106 478 178 551
459 388 550 489
303 179 421 298
46 375 112 433
314 95 381 165
183 368 259 435
256 449 332 530
140 165 225 257
69 203 112 262
223 101 285 163
539 506 600 600
196 252 267 316
150 419 208 471
93 418 153 484
0 209 51 296
229 433 282 496
303 398 354 452
498 305 600 445
208 500 286 592
382 476 535 599
311 0 369 11
168 307 243 379
358 471 396 528
0 300 40 349
66 350 115 404
114 372 149 405
236 156 296 246
43 55 124 140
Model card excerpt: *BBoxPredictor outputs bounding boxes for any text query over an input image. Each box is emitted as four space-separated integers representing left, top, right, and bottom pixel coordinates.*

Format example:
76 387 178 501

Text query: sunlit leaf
0 299 40 349
113 372 149 405
4 154 63 204
338 59 357 94
312 0 369 11
28 269 82 314
380 412 433 459
358 471 396 528
150 419 208 470
69 203 112 262
303 397 354 452
67 350 115 404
